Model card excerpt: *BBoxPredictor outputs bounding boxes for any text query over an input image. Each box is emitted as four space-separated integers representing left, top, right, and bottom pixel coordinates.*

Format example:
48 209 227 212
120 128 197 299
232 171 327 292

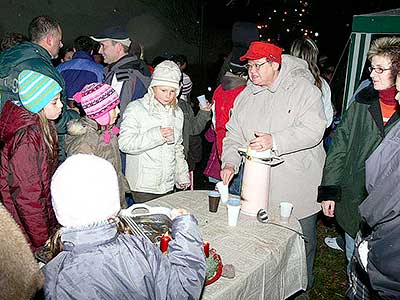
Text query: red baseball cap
240 41 283 64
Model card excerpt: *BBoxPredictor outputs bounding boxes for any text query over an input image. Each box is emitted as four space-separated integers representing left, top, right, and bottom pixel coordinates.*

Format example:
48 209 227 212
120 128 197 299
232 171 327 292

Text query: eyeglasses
245 61 268 71
368 66 391 74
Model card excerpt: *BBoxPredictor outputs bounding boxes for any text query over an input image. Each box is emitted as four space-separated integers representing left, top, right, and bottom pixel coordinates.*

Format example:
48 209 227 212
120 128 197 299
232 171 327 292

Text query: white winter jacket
119 89 190 194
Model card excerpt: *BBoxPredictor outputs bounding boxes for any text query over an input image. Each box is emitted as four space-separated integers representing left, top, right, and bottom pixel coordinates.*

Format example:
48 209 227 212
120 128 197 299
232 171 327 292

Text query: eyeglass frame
368 66 392 74
245 60 271 71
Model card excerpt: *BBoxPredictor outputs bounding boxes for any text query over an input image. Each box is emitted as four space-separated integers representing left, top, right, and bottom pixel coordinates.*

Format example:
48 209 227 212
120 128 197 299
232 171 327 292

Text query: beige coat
222 55 326 219
0 203 44 300
119 89 189 194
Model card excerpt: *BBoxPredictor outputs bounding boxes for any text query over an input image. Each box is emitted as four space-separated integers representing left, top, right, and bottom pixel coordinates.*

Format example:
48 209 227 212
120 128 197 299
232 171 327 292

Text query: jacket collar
61 222 118 251
356 84 400 136
72 50 94 61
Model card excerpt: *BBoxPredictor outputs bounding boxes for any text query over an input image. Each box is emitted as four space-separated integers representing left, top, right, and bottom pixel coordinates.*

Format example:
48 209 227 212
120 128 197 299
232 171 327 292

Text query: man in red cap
220 41 327 298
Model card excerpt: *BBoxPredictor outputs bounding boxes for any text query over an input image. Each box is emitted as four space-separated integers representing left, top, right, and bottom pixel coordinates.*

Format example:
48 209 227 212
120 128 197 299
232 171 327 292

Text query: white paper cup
197 94 207 107
280 202 293 223
227 198 241 226
216 181 229 203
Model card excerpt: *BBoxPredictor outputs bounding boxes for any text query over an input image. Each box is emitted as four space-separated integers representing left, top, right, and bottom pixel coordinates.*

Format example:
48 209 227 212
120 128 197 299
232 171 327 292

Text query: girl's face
153 86 177 106
43 93 63 120
370 55 395 91
108 106 120 125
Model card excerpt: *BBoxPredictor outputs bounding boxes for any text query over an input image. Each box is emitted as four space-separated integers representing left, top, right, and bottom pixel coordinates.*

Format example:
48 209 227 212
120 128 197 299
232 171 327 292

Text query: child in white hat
43 154 206 299
119 60 190 203
0 70 63 252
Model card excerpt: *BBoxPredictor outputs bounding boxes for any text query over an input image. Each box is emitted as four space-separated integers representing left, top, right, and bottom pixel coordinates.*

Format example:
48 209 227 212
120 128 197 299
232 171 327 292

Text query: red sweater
213 84 246 158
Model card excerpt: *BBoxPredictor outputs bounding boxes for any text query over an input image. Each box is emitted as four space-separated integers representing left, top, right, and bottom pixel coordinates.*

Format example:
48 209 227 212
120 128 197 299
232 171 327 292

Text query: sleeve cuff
317 185 341 202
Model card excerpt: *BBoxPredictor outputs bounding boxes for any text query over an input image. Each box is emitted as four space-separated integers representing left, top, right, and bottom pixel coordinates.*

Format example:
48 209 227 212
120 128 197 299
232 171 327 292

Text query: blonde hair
38 111 58 160
290 37 322 90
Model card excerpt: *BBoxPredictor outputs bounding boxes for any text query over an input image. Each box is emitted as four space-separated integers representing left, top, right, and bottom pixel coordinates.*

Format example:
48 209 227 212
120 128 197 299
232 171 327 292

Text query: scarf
379 86 397 105
104 126 120 144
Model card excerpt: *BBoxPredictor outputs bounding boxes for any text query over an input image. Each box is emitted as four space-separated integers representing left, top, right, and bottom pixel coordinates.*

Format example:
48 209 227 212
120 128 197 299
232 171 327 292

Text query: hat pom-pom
73 92 83 103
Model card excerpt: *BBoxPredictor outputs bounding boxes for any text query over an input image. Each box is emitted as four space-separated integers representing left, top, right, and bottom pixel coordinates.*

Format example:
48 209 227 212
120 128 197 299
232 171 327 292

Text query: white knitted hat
51 154 120 227
150 60 181 92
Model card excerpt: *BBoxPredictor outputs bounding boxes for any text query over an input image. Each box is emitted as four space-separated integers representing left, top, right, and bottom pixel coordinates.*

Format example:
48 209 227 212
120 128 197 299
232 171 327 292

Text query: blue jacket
43 215 206 300
57 51 104 99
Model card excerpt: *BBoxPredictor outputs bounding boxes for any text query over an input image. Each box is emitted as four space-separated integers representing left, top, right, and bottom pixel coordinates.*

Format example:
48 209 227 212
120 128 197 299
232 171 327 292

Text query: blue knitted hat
18 70 62 113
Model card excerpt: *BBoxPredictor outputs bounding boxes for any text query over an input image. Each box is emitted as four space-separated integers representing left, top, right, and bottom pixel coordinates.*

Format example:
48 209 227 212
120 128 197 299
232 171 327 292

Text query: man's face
48 26 63 59
99 40 120 64
247 58 279 87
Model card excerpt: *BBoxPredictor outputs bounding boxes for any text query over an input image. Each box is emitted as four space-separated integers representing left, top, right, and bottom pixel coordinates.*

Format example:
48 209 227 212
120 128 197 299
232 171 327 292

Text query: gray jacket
43 215 206 300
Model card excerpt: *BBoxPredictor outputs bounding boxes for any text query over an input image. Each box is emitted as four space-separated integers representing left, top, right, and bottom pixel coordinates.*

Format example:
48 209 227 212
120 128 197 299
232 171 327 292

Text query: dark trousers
132 191 170 203
299 213 318 290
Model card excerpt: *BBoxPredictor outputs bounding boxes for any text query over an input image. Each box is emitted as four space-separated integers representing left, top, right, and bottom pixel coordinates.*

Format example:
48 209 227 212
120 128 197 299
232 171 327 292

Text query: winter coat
43 215 206 300
213 71 247 158
0 100 58 251
353 122 400 298
119 90 190 194
57 50 104 99
0 203 44 300
0 41 80 162
65 117 130 207
103 54 151 126
318 84 400 237
222 55 326 219
177 99 211 170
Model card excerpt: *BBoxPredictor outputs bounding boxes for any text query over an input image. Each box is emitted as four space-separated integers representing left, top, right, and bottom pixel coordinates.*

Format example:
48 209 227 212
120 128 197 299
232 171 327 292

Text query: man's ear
46 33 53 47
272 61 280 71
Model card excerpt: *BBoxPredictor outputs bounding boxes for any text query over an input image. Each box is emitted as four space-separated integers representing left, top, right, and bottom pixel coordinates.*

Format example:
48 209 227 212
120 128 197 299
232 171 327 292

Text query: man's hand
321 200 335 217
220 163 235 185
249 132 273 151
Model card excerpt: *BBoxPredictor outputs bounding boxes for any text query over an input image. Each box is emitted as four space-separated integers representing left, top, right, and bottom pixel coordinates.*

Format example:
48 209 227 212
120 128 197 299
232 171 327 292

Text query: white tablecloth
147 190 307 300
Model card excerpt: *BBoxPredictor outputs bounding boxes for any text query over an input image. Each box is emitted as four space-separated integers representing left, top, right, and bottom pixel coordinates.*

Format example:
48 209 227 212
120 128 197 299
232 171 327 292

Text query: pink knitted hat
73 83 120 126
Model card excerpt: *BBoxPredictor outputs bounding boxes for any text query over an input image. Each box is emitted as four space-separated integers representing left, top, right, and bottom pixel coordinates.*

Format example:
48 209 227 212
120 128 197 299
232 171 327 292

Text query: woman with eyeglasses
318 36 400 279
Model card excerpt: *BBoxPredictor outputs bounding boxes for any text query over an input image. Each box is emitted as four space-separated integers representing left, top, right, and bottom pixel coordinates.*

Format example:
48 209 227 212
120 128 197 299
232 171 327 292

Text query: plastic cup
161 115 174 144
197 94 207 107
280 202 293 223
208 191 220 213
227 198 241 226
216 181 229 203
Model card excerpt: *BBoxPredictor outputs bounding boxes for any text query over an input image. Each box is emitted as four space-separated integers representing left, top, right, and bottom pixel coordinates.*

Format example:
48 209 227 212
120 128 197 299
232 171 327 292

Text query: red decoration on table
160 233 171 253
205 248 223 286
203 241 210 257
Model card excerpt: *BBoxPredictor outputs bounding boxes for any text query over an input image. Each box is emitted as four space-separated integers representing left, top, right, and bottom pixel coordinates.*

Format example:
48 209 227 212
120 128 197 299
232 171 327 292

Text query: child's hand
170 208 189 220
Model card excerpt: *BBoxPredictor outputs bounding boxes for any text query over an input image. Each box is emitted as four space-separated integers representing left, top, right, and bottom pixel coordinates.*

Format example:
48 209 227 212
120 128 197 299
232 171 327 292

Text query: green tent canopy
343 8 400 111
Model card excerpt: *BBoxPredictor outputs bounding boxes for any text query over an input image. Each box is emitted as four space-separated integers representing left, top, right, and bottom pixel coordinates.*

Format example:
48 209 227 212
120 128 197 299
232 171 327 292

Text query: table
147 190 307 300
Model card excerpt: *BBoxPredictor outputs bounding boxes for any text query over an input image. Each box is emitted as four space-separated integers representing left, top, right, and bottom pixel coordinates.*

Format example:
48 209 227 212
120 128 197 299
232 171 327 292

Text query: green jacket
318 85 400 237
0 41 79 162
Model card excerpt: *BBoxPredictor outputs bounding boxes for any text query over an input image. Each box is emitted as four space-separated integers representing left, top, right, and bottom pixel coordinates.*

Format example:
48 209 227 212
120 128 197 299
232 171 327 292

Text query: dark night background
0 0 399 108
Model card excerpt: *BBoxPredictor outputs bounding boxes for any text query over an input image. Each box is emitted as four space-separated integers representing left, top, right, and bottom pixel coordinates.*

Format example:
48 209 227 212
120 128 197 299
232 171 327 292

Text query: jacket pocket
138 166 162 189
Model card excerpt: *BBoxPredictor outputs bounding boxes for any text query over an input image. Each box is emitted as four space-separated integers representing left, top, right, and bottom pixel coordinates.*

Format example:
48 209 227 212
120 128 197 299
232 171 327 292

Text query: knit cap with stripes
18 70 62 113
73 83 120 126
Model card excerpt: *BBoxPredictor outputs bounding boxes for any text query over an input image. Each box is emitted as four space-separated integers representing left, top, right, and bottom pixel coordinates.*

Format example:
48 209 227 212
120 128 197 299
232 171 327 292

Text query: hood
0 101 38 143
67 116 99 136
248 54 314 94
221 72 247 90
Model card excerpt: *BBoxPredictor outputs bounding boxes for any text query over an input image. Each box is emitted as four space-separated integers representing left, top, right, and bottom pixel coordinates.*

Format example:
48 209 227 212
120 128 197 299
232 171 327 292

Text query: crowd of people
0 13 399 300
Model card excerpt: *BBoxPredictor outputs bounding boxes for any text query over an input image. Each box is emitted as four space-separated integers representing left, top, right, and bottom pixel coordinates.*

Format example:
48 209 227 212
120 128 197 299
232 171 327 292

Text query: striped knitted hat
18 70 62 113
73 83 120 126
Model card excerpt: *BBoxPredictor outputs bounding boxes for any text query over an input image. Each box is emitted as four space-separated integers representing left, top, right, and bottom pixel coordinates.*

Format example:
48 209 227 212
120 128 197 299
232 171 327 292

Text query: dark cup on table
208 191 221 213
